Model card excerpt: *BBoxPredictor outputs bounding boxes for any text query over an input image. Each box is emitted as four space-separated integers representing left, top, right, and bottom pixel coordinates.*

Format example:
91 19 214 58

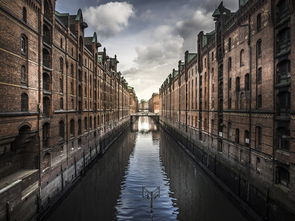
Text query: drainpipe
37 4 42 211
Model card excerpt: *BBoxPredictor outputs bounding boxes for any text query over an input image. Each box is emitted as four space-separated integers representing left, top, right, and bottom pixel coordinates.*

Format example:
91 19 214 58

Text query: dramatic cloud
135 25 183 66
84 2 135 38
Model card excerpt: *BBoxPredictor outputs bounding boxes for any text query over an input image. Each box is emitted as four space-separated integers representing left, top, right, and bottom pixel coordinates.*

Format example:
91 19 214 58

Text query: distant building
148 93 160 114
128 87 139 114
139 100 148 112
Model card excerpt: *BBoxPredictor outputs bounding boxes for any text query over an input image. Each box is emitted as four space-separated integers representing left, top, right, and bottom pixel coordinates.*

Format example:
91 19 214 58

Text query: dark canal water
47 116 248 221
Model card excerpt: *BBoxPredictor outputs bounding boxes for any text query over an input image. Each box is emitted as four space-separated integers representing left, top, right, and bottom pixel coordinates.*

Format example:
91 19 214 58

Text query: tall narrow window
21 35 27 55
60 38 63 48
257 94 262 108
257 13 261 32
236 77 240 92
21 65 27 85
235 128 240 144
244 130 250 146
256 39 262 57
21 93 29 112
60 97 64 109
42 123 50 147
71 64 74 76
257 67 262 84
245 74 250 91
22 7 27 23
59 120 65 139
256 126 262 148
60 77 63 93
240 49 245 67
84 117 87 130
71 81 74 95
59 57 64 73
78 119 82 135
70 119 75 136
229 78 232 90
43 73 50 91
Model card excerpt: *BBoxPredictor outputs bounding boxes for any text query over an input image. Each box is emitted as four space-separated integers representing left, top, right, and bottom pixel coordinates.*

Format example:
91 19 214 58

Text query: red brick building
0 0 137 220
160 0 295 219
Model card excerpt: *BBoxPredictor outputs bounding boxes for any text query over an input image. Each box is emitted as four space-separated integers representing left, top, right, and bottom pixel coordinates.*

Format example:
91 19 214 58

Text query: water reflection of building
131 116 159 133
48 131 137 220
159 131 247 221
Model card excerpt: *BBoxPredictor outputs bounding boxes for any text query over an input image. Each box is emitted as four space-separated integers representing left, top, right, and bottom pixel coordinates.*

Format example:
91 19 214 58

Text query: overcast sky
56 0 238 100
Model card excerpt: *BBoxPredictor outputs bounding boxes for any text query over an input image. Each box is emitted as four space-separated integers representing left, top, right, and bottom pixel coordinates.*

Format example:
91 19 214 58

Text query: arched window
44 0 52 20
43 24 51 44
60 97 64 109
59 120 65 139
42 123 50 147
228 38 232 52
43 73 50 91
245 73 250 91
256 39 262 57
21 93 29 112
59 57 64 73
240 49 245 67
257 13 261 31
22 7 27 23
43 96 50 116
21 34 28 55
43 48 51 68
70 119 75 136
21 65 27 85
228 57 232 72
255 126 262 148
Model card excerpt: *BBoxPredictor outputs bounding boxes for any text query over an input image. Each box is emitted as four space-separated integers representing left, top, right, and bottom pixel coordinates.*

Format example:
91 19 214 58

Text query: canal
47 116 248 221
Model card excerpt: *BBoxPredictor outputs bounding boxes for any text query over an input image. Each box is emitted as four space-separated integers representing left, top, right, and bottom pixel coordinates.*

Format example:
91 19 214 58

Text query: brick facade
0 0 137 220
160 0 295 219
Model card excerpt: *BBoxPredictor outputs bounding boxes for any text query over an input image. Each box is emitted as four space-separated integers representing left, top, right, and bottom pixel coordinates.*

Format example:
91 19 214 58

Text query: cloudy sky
56 0 238 100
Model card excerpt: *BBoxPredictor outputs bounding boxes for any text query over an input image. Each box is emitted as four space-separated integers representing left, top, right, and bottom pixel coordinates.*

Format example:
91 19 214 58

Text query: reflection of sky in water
137 116 158 132
116 117 177 220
